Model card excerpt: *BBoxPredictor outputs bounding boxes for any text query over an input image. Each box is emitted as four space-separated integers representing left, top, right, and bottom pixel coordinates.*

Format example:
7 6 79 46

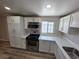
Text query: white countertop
39 35 73 47
39 35 55 41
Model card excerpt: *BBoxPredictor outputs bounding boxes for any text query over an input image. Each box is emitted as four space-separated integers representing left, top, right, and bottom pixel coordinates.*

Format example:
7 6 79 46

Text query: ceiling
0 0 79 16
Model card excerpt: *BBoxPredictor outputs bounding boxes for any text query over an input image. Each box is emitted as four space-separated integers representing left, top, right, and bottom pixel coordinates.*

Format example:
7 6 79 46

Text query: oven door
26 39 39 51
28 40 38 46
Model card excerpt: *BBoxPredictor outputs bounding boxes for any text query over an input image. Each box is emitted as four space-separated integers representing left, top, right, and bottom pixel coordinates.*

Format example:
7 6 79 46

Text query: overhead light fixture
4 6 11 10
46 4 51 9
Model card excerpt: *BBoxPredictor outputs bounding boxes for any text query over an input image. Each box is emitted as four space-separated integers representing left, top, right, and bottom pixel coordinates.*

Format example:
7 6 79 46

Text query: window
41 21 54 33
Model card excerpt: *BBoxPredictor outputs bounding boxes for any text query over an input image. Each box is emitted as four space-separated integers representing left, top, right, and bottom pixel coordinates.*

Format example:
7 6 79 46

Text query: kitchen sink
62 46 79 59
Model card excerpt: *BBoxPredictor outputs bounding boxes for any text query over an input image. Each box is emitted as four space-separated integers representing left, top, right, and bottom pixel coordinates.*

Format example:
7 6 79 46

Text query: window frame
41 21 54 34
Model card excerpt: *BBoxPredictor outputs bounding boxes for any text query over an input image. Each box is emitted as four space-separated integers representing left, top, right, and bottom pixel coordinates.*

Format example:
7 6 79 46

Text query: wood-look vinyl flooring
0 41 56 59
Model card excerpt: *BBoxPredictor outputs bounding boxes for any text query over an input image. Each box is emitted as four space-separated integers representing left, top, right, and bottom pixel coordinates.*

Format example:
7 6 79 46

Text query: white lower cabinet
39 40 56 54
15 37 22 48
20 38 26 49
39 40 50 53
9 35 16 47
15 37 26 49
56 51 61 59
49 42 56 54
9 36 26 49
58 48 67 59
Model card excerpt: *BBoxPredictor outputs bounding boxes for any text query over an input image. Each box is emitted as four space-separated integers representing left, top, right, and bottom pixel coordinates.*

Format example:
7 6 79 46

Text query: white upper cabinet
24 17 28 29
59 18 64 32
59 15 71 33
62 15 71 33
34 17 41 22
59 11 79 33
70 12 79 28
24 17 41 29
7 16 21 23
26 17 34 22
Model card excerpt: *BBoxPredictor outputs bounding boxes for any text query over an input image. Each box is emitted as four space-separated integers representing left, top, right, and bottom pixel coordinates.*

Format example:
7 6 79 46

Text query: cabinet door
27 17 34 22
49 42 56 54
24 18 28 29
70 12 79 28
14 23 21 37
15 37 26 49
7 16 20 23
56 51 61 59
55 45 64 59
14 37 22 48
39 40 50 52
57 47 67 59
7 16 21 37
9 35 16 47
7 16 25 48
20 38 26 49
7 23 16 47
53 44 60 59
12 16 20 23
59 18 64 32
34 17 41 22
63 15 71 33
8 23 15 37
7 16 14 23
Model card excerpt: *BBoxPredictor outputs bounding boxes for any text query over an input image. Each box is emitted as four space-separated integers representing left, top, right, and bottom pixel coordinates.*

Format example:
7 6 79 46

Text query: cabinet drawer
21 38 26 49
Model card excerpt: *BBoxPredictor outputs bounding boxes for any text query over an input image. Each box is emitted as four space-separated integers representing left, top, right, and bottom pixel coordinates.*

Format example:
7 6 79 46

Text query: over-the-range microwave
28 22 40 28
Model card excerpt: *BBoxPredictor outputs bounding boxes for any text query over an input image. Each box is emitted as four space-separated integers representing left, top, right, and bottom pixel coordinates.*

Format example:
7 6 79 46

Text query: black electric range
26 34 40 51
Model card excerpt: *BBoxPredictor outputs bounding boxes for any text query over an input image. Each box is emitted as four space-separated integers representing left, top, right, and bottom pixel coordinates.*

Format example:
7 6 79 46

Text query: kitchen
0 0 79 59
